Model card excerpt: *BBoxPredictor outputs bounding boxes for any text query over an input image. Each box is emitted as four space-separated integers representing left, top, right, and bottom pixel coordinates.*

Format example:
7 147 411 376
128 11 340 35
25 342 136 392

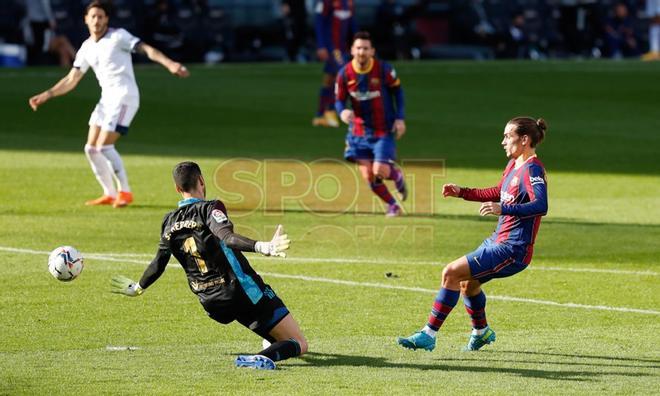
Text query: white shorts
648 0 660 16
89 102 139 135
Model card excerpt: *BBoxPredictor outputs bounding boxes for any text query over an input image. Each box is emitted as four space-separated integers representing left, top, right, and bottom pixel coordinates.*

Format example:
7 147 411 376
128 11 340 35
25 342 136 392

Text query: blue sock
464 291 488 329
427 288 460 331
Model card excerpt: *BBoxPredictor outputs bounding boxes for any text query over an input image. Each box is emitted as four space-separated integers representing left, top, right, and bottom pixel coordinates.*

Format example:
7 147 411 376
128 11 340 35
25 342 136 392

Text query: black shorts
201 284 290 342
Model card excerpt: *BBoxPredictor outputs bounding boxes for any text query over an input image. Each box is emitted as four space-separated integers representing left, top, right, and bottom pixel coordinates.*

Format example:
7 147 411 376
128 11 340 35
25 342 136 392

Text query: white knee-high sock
651 25 660 53
101 144 131 192
84 144 117 197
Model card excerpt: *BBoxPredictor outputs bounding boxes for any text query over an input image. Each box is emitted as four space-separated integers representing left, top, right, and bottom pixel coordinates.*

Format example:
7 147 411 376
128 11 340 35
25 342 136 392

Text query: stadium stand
0 0 653 65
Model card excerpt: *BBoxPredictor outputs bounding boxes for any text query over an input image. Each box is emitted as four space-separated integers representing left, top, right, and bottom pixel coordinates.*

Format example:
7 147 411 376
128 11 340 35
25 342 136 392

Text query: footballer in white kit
644 0 660 60
75 27 141 135
29 0 189 208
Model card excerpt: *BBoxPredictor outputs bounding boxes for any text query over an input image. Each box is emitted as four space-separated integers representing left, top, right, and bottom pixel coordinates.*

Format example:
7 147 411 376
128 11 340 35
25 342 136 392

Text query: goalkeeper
111 161 307 370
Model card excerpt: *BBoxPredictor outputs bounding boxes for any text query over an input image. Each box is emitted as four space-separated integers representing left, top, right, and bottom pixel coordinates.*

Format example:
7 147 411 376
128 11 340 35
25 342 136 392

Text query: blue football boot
463 327 496 351
235 354 276 370
396 331 436 351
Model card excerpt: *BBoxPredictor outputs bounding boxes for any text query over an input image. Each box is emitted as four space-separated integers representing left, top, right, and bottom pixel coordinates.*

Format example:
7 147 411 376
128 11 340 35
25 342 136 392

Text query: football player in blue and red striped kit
398 116 548 351
312 0 356 127
335 31 407 216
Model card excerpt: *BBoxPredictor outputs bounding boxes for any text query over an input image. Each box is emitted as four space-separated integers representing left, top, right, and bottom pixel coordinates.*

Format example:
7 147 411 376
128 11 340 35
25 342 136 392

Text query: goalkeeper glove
254 224 290 258
111 275 144 297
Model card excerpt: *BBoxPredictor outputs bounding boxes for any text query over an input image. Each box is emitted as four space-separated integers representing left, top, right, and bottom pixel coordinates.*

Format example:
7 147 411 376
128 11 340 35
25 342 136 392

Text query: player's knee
462 280 480 296
374 168 388 179
442 265 459 284
459 281 469 295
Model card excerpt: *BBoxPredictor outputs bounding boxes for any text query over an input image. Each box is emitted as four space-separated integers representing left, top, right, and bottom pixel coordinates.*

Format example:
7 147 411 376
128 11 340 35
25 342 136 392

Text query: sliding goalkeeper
111 161 307 370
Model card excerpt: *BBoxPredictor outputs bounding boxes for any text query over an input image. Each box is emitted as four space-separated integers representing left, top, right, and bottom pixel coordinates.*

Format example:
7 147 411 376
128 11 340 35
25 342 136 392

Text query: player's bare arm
29 68 84 111
135 42 190 78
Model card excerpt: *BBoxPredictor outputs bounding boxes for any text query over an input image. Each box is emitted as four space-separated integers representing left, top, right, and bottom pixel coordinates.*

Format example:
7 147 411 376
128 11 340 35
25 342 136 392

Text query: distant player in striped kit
312 0 356 127
397 117 548 351
335 31 407 216
28 0 189 208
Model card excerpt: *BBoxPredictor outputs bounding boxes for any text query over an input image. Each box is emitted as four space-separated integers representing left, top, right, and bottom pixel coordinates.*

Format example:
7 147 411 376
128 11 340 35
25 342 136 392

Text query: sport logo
529 175 545 185
211 209 228 223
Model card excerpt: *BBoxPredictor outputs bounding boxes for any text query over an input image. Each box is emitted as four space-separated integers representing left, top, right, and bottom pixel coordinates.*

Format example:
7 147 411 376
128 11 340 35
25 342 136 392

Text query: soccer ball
48 246 84 282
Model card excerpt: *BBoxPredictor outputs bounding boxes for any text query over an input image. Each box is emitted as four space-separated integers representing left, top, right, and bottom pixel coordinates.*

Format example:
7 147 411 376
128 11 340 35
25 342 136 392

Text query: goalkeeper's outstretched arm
111 247 171 297
212 224 290 258
139 247 172 289
205 203 290 257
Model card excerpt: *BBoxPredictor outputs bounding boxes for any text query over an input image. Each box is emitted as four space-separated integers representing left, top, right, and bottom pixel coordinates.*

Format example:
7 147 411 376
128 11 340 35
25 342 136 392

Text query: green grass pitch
1 60 659 394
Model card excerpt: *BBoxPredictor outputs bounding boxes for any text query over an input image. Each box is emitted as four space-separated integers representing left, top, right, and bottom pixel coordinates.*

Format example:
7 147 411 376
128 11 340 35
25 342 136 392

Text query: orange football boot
85 195 116 206
113 191 133 208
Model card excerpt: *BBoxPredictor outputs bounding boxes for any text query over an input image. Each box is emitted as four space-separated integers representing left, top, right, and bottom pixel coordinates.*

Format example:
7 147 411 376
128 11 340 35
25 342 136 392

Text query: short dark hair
507 116 548 148
352 31 372 45
85 0 112 17
173 161 202 192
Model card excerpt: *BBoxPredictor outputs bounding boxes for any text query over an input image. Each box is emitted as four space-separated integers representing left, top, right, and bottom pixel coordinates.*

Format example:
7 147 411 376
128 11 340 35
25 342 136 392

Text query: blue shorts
344 133 397 163
466 239 528 283
323 51 350 75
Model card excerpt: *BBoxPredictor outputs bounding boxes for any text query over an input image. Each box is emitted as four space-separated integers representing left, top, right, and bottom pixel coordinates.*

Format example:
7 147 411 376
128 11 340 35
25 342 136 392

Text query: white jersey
73 28 141 106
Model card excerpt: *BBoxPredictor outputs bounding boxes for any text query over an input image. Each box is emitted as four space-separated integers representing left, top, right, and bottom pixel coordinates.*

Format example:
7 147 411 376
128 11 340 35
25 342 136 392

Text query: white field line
2 246 658 316
3 246 655 277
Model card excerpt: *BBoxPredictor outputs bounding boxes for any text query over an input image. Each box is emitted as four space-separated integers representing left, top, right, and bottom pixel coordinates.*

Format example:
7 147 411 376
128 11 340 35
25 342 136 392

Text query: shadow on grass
283 352 656 381
246 209 660 229
475 350 660 367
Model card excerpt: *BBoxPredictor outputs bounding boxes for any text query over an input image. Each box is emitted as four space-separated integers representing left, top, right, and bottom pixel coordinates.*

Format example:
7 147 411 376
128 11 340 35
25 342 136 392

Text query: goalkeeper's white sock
101 144 131 192
84 144 116 197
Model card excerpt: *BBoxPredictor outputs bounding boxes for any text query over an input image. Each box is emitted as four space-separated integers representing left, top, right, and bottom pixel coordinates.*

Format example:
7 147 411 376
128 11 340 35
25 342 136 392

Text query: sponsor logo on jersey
371 77 380 85
212 209 228 223
191 277 225 292
349 90 381 101
333 10 352 20
501 190 515 203
530 175 545 185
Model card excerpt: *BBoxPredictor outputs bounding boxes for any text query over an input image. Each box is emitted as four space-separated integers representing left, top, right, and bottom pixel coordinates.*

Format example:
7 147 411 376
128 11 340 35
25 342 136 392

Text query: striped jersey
314 0 355 54
460 156 548 264
335 58 404 138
